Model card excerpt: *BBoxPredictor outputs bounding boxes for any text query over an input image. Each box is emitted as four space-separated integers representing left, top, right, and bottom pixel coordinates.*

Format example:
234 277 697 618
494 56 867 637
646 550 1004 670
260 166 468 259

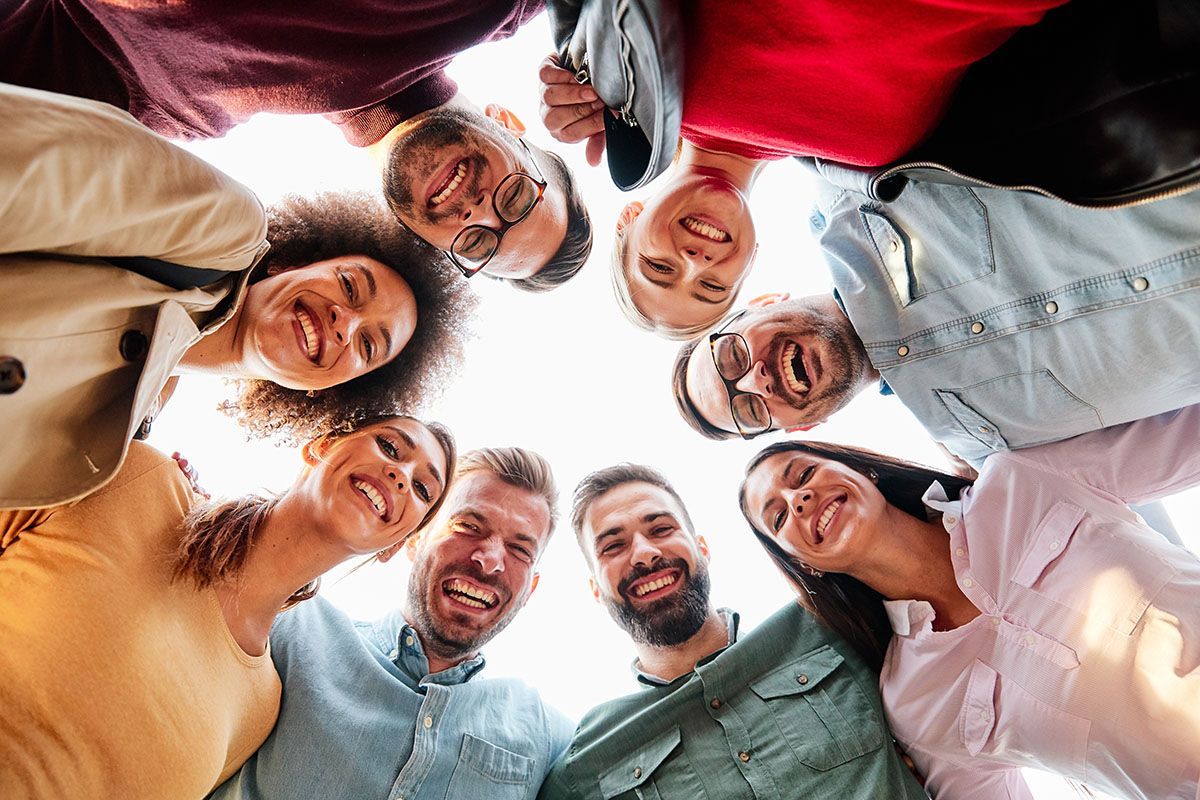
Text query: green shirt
538 603 928 800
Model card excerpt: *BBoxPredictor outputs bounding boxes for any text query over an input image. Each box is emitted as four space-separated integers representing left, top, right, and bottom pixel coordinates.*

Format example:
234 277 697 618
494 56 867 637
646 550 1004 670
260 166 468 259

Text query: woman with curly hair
0 413 455 799
738 407 1200 800
0 85 475 508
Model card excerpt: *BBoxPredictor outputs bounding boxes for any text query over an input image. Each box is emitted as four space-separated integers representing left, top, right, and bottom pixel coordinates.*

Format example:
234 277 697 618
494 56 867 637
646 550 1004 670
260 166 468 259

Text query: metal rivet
119 330 149 362
897 345 910 357
710 697 721 709
423 715 433 729
633 767 642 779
1044 301 1059 314
797 674 809 685
970 321 985 334
405 635 414 647
739 751 751 763
0 356 26 395
978 426 991 434
1132 276 1149 292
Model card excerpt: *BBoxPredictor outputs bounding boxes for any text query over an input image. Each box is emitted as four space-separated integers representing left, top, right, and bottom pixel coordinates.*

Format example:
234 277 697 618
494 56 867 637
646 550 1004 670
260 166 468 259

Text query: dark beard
382 107 492 227
604 558 712 647
404 558 516 664
768 319 865 417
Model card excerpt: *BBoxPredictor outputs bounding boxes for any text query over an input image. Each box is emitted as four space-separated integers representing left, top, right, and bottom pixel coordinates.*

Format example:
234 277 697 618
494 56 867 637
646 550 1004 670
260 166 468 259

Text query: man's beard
603 558 712 648
405 557 517 665
382 107 495 227
768 316 867 419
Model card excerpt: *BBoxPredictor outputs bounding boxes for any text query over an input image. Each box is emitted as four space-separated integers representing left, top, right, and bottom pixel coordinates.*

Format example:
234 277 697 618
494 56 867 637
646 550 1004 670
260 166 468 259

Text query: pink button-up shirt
879 405 1200 800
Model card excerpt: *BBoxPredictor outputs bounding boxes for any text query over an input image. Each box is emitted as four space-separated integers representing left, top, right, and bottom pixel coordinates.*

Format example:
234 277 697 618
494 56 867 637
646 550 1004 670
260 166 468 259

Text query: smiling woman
221 192 478 442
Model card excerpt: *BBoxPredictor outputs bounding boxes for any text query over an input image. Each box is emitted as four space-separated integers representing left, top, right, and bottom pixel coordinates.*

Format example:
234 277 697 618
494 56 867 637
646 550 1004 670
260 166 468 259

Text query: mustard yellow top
0 442 280 799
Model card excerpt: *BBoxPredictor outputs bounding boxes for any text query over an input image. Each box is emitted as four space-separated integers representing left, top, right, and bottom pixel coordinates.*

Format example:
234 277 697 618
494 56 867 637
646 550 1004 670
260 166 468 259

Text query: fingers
538 53 579 85
545 104 607 143
585 131 607 167
541 81 599 107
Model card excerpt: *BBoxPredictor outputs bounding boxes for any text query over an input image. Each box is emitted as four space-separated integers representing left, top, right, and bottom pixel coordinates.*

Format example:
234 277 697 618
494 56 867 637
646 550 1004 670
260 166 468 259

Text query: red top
0 0 543 145
680 0 1068 166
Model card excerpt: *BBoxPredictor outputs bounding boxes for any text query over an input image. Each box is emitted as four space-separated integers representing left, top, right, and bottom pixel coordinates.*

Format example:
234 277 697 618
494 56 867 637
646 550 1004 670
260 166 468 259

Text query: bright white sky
155 16 1198 799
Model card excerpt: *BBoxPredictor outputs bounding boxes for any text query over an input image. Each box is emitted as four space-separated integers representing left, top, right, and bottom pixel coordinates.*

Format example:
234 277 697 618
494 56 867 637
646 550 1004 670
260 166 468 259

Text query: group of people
1 0 1198 798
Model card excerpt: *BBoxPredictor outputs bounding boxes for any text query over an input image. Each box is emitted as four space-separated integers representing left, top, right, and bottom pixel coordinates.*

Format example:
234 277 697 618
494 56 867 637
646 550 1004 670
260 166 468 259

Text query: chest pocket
598 726 708 800
1010 501 1178 636
443 734 534 800
859 184 995 306
935 370 1103 454
749 645 883 771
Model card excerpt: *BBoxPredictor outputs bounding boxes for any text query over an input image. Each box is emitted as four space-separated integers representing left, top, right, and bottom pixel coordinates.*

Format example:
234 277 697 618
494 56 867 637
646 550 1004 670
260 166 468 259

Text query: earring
866 468 879 483
800 562 824 579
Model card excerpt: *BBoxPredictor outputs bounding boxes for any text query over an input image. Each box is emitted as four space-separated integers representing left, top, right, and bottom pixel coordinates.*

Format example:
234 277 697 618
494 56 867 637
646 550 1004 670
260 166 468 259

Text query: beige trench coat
0 84 268 508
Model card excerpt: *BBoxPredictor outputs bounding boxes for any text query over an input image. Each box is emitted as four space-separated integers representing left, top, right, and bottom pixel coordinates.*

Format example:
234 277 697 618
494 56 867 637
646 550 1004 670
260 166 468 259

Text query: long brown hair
173 416 456 610
739 440 974 671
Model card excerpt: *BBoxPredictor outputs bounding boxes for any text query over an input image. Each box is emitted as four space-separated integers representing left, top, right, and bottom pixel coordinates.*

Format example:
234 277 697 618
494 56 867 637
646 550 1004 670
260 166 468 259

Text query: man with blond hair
213 447 572 800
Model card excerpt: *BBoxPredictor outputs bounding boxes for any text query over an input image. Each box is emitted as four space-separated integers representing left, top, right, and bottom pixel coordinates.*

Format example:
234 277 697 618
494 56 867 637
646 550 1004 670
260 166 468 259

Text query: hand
538 53 608 167
172 452 211 500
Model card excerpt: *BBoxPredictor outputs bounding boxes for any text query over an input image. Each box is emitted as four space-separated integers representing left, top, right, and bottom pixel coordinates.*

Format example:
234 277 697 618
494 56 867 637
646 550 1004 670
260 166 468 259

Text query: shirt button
970 321 985 334
405 635 414 647
955 547 965 557
991 616 1001 627
897 345 910 357
0 356 26 395
1132 276 1149 292
945 515 958 527
962 578 975 589
1044 301 1059 314
710 697 721 709
423 715 433 729
1048 540 1061 551
978 426 991 434
1025 635 1036 646
979 709 989 721
739 751 751 762
633 767 642 779
797 675 809 685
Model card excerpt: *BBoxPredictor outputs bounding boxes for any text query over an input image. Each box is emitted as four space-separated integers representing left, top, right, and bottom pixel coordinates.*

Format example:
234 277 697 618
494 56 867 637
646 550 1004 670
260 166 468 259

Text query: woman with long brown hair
739 406 1200 800
0 415 455 799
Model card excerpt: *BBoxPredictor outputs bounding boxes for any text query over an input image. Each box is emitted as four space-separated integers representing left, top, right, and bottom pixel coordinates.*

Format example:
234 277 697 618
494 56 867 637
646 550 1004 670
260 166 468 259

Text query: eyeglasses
447 139 548 278
708 310 772 439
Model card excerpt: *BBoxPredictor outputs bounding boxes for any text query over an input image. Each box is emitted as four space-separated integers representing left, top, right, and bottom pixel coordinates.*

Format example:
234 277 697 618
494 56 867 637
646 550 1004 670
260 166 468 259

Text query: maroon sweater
0 0 543 145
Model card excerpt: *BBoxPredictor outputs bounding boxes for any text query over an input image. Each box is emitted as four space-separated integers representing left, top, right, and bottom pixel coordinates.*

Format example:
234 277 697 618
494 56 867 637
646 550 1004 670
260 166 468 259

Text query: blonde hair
456 447 560 529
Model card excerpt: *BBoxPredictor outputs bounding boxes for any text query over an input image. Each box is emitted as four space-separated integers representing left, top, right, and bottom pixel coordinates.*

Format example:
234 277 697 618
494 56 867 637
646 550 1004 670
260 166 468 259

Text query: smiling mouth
680 216 731 243
782 342 811 395
294 303 322 363
813 495 845 545
429 159 469 208
627 569 682 600
443 578 499 611
350 475 390 521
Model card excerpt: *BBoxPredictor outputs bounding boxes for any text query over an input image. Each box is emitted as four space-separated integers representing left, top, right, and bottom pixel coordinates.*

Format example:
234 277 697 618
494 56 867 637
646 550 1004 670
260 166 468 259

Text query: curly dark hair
222 192 477 443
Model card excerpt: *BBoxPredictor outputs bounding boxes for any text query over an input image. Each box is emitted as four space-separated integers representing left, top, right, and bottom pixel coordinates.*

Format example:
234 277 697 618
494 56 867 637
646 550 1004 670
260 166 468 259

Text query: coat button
796 675 809 685
0 357 25 394
119 330 149 362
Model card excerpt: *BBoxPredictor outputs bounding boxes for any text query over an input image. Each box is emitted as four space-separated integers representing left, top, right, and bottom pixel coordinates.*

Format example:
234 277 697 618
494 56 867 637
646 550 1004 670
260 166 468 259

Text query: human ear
529 573 540 596
404 533 422 563
484 104 526 136
589 576 601 604
696 534 711 562
616 201 644 236
748 292 789 308
784 422 822 433
301 435 332 466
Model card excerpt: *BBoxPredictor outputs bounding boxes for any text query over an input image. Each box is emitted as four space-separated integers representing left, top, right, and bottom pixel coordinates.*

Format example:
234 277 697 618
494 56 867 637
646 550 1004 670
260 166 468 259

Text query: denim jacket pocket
935 370 1103 454
599 726 706 800
443 734 534 800
957 660 1090 776
858 185 995 306
750 645 883 770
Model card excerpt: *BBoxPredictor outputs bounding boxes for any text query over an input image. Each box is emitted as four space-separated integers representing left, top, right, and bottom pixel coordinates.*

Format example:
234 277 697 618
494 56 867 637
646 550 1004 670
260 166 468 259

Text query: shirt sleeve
0 83 267 270
0 508 54 555
1000 403 1200 505
914 746 1033 800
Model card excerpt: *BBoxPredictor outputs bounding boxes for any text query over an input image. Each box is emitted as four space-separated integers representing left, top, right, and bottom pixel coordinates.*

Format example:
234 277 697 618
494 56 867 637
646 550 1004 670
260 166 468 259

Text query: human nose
461 189 500 228
783 486 814 517
677 243 713 266
472 535 506 575
628 532 663 568
734 360 772 397
328 303 358 349
385 461 415 495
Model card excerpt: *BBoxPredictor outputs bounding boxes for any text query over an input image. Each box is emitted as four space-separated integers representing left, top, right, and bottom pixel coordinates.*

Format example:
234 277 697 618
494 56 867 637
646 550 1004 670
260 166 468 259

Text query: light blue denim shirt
210 597 573 800
806 159 1200 464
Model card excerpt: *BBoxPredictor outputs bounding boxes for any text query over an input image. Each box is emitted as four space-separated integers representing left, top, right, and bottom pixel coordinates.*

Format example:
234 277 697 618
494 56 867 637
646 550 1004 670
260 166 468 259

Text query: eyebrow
593 511 676 552
388 425 444 490
355 264 377 298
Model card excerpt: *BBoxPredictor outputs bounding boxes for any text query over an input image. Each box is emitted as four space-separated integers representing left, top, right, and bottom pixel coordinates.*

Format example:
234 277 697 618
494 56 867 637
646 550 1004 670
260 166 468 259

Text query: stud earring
866 468 879 483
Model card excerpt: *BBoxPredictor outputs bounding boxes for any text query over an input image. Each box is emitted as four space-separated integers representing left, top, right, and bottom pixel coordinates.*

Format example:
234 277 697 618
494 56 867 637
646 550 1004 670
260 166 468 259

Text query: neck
852 505 978 631
214 492 349 656
399 612 476 676
634 608 729 683
676 141 766 194
176 307 249 378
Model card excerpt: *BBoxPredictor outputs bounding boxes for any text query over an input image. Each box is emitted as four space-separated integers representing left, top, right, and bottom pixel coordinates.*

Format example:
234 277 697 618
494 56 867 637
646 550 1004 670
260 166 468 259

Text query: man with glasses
671 176 1200 465
1 1 594 293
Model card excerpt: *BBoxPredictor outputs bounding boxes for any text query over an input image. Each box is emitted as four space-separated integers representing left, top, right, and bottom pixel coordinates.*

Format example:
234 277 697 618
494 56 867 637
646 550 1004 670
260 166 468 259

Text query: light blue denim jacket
806 159 1200 464
210 597 573 800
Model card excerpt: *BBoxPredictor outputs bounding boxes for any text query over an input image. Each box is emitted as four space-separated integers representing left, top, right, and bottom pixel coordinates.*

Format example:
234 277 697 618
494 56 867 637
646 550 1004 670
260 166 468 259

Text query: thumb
585 131 607 168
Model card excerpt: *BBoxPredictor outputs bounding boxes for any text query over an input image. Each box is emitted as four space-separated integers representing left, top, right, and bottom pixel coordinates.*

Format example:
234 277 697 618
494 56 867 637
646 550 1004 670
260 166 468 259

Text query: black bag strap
108 256 230 290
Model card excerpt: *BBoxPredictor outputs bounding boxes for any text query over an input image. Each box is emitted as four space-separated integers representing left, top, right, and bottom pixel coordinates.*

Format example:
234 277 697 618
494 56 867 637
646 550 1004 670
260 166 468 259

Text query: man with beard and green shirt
541 464 928 800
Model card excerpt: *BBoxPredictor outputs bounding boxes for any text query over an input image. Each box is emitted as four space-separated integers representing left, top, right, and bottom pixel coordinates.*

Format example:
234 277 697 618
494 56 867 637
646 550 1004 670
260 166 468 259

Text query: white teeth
633 573 677 597
296 307 319 359
430 160 467 207
445 579 498 607
352 479 386 519
782 342 809 394
817 500 841 537
681 216 731 243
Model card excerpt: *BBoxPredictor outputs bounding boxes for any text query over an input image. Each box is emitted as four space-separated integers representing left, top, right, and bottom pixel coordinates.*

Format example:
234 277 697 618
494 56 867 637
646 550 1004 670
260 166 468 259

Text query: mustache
438 561 508 603
427 158 485 221
616 558 690 599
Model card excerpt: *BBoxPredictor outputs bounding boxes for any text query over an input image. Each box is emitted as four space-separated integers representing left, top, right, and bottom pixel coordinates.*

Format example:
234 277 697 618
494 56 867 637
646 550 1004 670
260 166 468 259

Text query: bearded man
541 464 927 800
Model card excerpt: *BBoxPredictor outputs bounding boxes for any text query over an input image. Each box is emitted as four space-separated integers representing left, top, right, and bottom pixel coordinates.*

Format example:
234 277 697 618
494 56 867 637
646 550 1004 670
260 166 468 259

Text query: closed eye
360 332 375 363
414 480 431 503
641 256 674 275
339 272 357 302
699 281 726 293
772 508 786 533
509 543 533 562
